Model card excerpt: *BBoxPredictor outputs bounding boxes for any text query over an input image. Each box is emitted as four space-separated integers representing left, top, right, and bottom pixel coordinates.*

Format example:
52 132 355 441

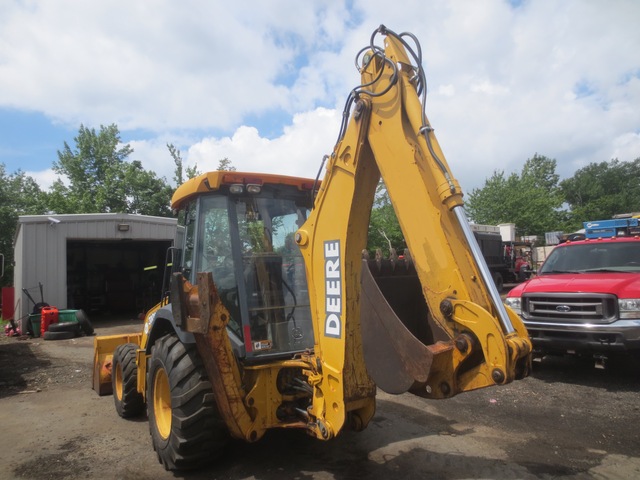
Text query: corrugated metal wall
14 214 178 328
13 223 24 322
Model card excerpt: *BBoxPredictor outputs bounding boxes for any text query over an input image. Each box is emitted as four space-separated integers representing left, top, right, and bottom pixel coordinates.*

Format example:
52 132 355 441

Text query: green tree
0 165 47 286
45 178 74 214
560 158 640 228
217 157 236 172
51 124 172 216
367 181 405 255
125 161 173 216
464 171 517 225
168 143 199 186
465 154 563 238
53 124 133 213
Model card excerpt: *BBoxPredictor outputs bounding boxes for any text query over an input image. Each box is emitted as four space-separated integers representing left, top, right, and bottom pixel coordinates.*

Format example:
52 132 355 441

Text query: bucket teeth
365 248 414 273
403 249 413 268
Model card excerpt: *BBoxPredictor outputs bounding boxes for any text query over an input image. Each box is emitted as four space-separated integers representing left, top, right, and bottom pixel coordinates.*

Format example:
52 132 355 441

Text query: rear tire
112 343 145 418
147 334 229 471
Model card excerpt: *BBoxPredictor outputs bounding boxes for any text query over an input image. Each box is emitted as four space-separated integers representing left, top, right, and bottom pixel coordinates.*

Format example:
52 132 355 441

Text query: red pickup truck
505 236 640 362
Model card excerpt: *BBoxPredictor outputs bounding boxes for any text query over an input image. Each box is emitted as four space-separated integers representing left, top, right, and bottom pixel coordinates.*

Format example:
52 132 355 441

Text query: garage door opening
67 240 172 317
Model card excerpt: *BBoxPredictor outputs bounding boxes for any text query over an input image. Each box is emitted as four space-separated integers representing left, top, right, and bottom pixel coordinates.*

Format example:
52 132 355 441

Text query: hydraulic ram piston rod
453 205 515 334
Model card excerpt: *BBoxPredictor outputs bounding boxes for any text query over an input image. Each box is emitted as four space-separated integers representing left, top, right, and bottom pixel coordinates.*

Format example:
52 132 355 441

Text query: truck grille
521 293 617 324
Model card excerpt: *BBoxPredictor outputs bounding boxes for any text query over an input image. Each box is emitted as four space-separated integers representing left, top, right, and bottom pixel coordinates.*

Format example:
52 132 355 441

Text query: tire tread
112 343 145 418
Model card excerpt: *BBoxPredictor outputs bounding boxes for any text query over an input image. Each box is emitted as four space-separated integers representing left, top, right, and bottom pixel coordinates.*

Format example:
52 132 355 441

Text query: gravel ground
1 317 639 479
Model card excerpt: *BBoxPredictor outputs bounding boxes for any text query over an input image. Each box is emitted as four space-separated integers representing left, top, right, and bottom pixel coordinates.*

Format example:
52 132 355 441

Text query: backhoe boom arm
295 26 531 438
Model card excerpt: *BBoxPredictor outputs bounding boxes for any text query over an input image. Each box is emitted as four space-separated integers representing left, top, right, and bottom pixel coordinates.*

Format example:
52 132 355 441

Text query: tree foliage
560 158 640 229
168 143 199 186
51 124 172 216
0 165 47 286
2 118 638 291
52 124 133 213
465 154 564 238
125 161 174 216
217 157 236 172
367 181 405 255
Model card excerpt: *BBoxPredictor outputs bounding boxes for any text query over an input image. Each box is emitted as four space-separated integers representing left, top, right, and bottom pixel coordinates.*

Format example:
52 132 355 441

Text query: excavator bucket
92 333 142 396
360 254 448 394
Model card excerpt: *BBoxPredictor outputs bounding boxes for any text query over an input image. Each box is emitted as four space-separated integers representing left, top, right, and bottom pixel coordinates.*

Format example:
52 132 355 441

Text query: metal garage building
14 213 178 328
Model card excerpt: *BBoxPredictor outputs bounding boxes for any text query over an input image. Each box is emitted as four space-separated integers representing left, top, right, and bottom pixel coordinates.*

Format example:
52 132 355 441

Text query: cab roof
171 171 317 210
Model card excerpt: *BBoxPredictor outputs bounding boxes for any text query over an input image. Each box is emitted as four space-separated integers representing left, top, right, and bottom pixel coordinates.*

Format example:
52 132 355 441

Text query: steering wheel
220 286 239 305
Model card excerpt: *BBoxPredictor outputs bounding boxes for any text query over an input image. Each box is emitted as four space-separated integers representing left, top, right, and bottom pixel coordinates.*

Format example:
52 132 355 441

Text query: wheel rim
153 368 172 440
114 362 123 401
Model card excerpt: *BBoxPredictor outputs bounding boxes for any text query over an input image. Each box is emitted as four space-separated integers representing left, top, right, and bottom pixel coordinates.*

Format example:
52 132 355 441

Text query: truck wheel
518 268 528 282
147 334 229 471
492 272 504 292
112 343 145 418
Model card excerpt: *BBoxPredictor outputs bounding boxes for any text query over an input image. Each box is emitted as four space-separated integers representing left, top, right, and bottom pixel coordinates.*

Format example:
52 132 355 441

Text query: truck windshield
540 241 640 274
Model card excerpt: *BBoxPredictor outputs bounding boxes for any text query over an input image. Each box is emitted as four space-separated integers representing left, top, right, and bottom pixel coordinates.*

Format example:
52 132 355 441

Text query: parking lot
1 317 639 480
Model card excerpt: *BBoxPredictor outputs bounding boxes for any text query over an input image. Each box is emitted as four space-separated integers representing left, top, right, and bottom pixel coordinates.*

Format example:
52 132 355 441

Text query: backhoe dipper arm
295 26 531 439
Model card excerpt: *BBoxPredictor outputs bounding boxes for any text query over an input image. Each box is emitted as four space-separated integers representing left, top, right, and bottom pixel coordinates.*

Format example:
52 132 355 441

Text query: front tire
518 267 529 282
112 343 145 418
147 334 228 471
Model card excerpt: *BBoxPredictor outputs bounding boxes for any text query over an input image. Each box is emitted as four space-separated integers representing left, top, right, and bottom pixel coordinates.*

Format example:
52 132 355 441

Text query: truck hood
507 273 640 298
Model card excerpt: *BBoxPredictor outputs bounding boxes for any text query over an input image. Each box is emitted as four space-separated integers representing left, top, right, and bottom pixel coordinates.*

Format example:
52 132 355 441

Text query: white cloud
612 132 640 163
1 0 639 195
0 1 352 130
25 168 60 190
187 108 340 180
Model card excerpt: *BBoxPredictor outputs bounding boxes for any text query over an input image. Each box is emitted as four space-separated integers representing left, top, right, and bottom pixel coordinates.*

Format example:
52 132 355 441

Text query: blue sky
1 0 639 193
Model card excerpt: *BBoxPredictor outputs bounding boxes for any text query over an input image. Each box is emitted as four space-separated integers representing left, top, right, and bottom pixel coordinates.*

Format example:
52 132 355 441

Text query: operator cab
173 172 316 361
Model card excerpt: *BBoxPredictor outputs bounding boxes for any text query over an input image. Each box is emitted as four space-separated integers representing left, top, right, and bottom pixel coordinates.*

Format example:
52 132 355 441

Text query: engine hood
507 272 640 298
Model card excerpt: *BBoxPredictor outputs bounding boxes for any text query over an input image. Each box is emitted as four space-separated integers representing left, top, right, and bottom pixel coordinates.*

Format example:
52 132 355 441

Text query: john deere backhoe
93 25 531 471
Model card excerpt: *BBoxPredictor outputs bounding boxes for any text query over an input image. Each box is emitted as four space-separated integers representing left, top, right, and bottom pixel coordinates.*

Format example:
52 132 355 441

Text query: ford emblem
556 305 571 312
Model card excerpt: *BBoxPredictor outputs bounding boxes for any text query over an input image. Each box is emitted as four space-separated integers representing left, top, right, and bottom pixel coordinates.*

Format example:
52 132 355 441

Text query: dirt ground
1 316 639 480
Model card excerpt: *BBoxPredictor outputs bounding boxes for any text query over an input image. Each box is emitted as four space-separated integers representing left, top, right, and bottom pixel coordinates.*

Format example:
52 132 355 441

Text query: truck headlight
619 299 640 319
505 297 522 315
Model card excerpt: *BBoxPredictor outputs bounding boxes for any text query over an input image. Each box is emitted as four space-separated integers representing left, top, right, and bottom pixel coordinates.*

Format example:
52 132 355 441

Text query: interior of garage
66 239 172 317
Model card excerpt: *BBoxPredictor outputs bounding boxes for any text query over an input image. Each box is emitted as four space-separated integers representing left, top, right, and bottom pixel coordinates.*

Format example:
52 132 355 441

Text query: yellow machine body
92 26 531 469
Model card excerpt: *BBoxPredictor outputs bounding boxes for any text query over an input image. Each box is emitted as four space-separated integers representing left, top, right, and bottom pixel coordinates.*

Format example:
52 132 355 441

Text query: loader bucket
360 257 448 394
92 333 142 396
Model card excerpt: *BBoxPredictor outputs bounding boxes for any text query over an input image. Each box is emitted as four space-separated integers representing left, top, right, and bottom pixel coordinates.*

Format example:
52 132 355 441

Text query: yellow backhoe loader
93 25 531 471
